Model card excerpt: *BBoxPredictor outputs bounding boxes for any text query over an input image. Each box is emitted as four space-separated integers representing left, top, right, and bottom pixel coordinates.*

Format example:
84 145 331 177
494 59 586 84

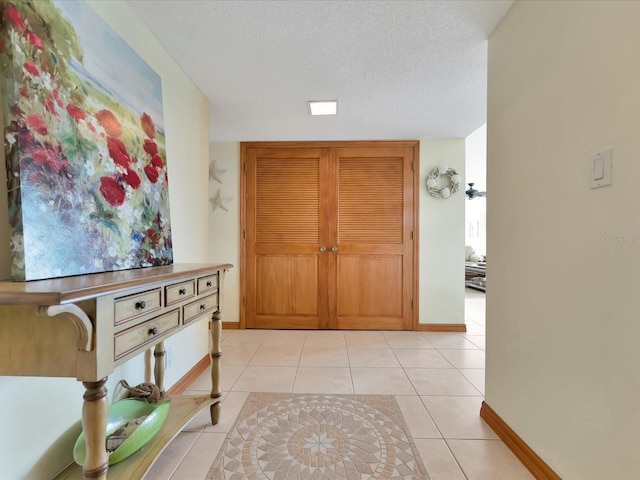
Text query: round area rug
208 393 428 479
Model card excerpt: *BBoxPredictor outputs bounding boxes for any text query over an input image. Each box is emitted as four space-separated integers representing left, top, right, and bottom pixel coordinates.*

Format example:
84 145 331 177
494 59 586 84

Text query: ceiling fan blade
465 182 486 199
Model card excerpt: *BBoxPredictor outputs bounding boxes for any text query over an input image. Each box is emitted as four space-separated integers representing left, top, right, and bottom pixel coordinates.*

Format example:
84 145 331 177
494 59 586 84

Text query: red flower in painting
4 3 26 31
95 109 122 137
123 168 141 189
107 137 131 168
30 146 70 174
99 177 126 206
31 147 49 165
27 32 44 50
44 99 56 114
144 165 159 184
23 61 40 77
151 154 163 169
51 89 64 107
66 104 86 122
140 112 155 139
50 156 71 174
26 114 48 135
28 172 41 183
143 139 157 156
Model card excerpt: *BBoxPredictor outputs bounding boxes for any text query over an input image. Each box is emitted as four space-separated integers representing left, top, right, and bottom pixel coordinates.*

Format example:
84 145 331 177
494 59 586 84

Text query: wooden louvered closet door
330 146 414 329
242 142 416 330
245 147 330 329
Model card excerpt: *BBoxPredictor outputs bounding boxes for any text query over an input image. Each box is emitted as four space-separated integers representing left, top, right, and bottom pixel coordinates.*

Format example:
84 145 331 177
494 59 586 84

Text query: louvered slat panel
256 158 319 243
338 158 404 244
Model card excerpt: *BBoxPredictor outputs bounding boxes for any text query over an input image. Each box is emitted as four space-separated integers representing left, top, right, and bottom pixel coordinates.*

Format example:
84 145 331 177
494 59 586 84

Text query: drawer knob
135 301 146 310
179 288 187 295
200 303 206 311
149 326 158 335
206 281 212 287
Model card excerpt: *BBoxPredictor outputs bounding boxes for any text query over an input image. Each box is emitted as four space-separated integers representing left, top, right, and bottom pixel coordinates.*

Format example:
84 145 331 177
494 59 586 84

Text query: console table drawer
114 289 162 326
198 274 218 294
114 309 180 360
165 280 196 306
183 293 218 325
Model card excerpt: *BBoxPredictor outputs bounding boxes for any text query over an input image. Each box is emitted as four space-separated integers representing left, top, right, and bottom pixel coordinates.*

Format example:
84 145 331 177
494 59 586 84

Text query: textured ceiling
127 0 513 142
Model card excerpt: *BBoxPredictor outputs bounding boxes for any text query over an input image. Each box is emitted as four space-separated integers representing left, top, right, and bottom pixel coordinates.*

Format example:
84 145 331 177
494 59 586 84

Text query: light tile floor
145 288 534 480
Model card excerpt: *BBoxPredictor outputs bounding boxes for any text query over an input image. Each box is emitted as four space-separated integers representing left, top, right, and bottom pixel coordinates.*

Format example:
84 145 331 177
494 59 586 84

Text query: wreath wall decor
425 164 462 199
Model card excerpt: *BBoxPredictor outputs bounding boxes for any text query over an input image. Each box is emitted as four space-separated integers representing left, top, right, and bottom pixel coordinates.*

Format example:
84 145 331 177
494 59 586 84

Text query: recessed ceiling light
308 100 338 116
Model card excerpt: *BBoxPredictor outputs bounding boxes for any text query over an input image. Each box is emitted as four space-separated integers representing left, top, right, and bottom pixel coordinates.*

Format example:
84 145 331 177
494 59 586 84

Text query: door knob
331 246 338 252
319 246 327 252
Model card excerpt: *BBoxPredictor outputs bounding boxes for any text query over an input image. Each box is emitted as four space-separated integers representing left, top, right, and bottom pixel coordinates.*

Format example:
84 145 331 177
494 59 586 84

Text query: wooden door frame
239 140 420 330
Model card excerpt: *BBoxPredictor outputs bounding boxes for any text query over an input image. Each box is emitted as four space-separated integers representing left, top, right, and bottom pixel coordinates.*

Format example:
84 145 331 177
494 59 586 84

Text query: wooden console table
0 263 232 480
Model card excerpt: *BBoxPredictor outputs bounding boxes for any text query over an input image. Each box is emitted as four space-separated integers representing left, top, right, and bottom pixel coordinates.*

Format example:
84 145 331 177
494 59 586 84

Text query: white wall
487 1 640 477
465 124 487 256
0 1 211 478
419 139 466 325
465 123 487 191
209 142 240 323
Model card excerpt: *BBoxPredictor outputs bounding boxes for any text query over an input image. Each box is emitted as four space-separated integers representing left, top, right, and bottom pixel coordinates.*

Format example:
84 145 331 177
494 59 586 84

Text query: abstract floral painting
0 0 172 280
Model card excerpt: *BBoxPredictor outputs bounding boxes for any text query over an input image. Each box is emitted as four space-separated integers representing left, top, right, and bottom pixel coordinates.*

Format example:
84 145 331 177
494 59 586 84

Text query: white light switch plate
589 148 612 189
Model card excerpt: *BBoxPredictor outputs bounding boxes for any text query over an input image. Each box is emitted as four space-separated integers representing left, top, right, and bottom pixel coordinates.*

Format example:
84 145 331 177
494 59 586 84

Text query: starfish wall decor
210 189 232 212
209 159 227 184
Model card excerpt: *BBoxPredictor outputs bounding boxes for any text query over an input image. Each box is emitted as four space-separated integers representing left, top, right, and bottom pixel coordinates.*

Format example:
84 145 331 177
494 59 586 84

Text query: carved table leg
144 348 152 383
210 309 222 425
81 378 109 480
154 341 166 394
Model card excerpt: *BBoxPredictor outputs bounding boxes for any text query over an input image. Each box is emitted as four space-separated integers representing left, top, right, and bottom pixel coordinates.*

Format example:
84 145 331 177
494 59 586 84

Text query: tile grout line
168 430 204 480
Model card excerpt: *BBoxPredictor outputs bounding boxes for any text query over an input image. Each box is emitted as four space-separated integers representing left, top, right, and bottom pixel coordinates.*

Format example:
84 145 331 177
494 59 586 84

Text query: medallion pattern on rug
208 393 429 479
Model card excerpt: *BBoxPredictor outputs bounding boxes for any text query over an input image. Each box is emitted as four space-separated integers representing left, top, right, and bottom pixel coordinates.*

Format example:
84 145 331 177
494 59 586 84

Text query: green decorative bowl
73 398 171 466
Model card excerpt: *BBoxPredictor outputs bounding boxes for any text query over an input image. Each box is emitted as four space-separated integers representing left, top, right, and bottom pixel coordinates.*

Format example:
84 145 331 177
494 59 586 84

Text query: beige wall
0 1 211 478
487 1 640 477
